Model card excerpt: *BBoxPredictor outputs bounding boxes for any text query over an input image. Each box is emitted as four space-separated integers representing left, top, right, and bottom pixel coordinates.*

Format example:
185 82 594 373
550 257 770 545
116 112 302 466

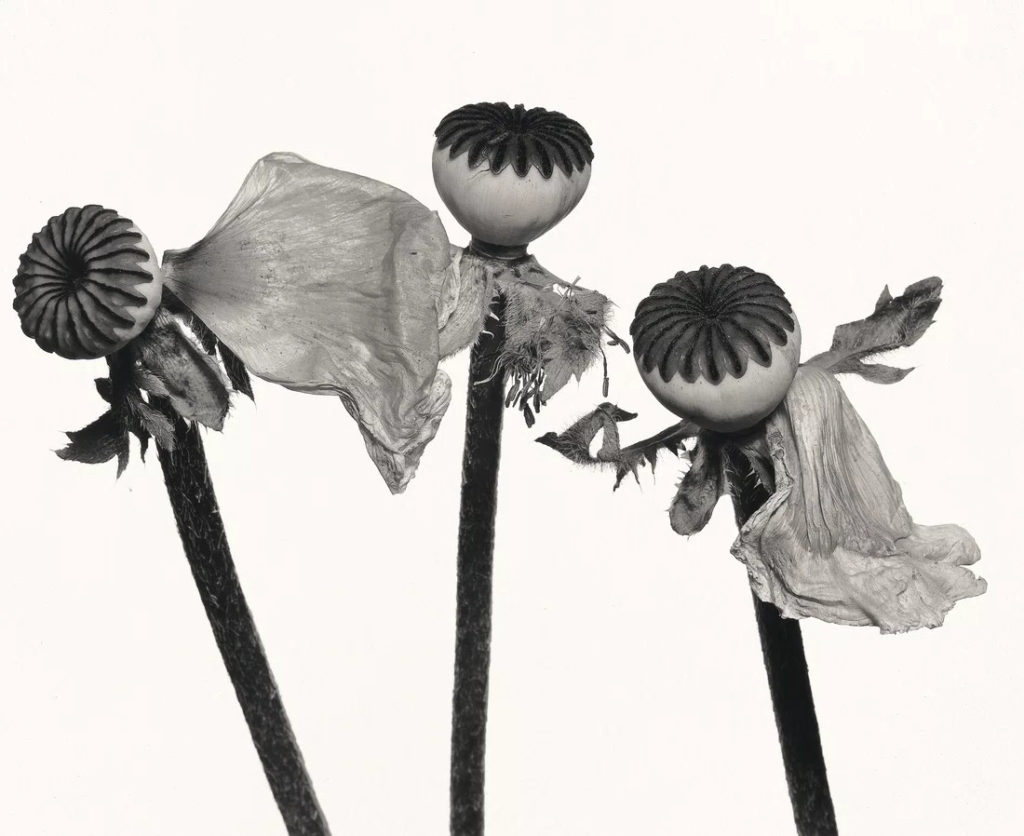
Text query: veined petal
162 153 456 492
732 365 985 632
437 246 493 360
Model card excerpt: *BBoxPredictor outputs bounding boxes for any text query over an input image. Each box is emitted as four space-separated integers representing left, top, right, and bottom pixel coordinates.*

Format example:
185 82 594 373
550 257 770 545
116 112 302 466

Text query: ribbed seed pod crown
432 102 594 249
631 265 801 432
13 206 163 359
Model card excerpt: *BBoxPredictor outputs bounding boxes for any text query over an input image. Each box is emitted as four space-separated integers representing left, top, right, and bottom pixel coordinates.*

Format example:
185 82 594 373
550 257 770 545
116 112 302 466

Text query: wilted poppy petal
732 365 985 632
162 153 459 492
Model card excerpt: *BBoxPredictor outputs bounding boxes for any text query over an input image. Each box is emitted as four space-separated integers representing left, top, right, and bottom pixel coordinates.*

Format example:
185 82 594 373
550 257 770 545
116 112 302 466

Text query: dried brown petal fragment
806 278 942 382
669 441 725 536
536 403 697 489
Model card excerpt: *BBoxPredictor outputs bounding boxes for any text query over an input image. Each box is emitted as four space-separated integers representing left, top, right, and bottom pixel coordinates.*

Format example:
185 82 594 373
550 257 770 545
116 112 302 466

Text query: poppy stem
726 447 838 836
157 417 331 836
450 295 507 836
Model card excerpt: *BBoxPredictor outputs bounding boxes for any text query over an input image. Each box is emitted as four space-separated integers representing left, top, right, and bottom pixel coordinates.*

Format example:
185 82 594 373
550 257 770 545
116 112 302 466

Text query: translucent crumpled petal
732 365 986 632
162 152 482 492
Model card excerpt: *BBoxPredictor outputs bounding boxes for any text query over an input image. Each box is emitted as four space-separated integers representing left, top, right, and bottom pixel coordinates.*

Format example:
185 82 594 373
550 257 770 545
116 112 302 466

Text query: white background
1 1 1020 833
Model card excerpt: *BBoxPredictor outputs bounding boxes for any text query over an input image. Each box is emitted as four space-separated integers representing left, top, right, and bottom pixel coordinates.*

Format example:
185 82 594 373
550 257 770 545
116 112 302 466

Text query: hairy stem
726 447 838 836
450 297 507 836
157 418 330 836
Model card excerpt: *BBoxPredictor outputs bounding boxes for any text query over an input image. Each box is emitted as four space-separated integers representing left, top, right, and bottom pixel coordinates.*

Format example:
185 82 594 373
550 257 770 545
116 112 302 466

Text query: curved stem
726 447 838 836
157 418 330 836
450 296 507 836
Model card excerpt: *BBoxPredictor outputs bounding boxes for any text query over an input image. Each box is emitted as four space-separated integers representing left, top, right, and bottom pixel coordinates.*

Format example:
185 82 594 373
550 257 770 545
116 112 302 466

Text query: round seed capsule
631 265 801 433
13 206 163 360
432 102 593 249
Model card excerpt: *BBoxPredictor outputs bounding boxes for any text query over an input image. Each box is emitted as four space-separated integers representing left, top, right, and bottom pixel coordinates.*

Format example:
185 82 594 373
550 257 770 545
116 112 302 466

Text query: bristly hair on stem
155 409 331 836
451 295 507 836
723 442 838 836
47 297 330 833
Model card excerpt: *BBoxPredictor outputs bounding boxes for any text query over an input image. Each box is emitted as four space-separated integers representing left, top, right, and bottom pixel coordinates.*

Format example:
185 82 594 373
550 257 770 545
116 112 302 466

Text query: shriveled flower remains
30 153 621 490
539 279 986 633
163 154 621 492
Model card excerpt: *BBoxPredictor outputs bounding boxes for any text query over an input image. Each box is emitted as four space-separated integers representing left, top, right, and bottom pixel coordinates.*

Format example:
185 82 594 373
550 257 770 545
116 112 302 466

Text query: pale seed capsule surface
631 265 801 433
13 206 163 359
432 102 593 247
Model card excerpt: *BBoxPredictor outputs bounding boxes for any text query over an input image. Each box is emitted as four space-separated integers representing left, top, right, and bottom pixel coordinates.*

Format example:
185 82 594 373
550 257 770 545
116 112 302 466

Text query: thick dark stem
750 595 837 835
157 419 330 836
726 448 838 836
450 297 507 836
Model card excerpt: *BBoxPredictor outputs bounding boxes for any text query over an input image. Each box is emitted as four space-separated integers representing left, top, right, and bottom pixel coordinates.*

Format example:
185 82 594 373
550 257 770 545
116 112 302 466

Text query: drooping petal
669 441 725 536
437 247 492 360
161 153 461 492
732 365 985 632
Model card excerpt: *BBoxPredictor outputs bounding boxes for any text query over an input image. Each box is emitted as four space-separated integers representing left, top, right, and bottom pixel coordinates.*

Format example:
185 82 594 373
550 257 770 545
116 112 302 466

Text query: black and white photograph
1 2 1019 833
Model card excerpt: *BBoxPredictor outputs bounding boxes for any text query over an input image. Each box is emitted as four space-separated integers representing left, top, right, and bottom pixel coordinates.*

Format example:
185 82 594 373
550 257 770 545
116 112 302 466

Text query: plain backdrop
1 1 1021 834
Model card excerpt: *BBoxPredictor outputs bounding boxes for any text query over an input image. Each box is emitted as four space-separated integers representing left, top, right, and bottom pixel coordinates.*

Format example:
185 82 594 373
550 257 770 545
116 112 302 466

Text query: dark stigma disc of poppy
630 265 796 385
434 102 594 179
13 206 153 360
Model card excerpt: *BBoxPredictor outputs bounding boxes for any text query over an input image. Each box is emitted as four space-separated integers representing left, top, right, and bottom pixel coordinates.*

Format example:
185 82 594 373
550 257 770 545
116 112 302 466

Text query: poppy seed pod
432 102 593 250
13 206 164 359
631 265 801 433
